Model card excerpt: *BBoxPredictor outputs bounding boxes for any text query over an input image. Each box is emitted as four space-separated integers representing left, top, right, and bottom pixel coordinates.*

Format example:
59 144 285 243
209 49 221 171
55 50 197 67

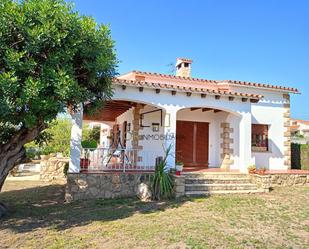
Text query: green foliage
63 162 69 176
291 143 309 170
43 119 72 155
25 118 72 156
151 145 174 200
0 0 117 145
82 125 100 144
81 140 97 149
81 125 100 149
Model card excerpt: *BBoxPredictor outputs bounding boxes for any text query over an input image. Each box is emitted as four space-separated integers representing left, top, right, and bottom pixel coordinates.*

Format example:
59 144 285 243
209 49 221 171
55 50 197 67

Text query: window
184 62 189 67
252 124 269 152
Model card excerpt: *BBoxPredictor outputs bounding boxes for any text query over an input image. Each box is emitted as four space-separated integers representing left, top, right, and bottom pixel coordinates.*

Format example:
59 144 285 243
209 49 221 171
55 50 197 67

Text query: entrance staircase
183 171 263 197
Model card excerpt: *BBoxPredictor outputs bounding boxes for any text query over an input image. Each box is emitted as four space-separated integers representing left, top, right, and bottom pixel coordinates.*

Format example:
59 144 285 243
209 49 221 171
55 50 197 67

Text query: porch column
163 107 178 169
69 104 83 173
99 124 111 148
239 112 252 172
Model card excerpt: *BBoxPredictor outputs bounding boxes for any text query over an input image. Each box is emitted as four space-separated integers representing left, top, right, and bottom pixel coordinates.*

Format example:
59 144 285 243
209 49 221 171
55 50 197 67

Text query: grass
0 180 308 249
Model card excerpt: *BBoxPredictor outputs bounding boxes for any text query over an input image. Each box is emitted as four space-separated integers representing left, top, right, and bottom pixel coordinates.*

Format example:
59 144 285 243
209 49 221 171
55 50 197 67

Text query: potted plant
175 161 184 175
257 167 267 175
80 140 97 170
247 165 256 174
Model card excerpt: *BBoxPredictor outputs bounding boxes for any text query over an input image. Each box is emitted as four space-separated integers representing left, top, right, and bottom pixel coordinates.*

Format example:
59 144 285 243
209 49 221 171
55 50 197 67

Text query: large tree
0 0 117 190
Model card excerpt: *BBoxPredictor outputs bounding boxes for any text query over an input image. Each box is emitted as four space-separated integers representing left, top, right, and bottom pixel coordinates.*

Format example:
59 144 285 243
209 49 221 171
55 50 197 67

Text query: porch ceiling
83 100 137 122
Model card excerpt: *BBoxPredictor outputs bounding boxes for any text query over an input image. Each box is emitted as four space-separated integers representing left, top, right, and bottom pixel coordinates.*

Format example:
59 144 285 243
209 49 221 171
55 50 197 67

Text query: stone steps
182 171 262 197
183 173 248 179
185 189 265 197
185 178 251 184
185 183 258 191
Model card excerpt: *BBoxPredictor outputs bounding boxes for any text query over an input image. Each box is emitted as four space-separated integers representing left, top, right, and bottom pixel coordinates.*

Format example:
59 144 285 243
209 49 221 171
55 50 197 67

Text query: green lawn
0 180 308 249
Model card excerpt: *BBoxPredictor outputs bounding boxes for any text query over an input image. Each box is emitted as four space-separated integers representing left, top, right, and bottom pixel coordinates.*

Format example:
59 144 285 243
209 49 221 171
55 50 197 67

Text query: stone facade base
65 172 153 202
40 157 69 181
249 173 309 190
171 174 185 198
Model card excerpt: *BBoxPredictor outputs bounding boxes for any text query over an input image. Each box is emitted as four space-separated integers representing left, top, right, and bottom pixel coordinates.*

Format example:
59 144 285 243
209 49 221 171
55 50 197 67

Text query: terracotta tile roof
219 80 299 93
113 78 263 99
290 125 300 131
291 119 309 125
127 70 299 93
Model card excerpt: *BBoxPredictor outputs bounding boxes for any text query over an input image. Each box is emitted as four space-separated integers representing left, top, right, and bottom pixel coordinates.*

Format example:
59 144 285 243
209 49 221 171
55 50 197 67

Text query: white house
291 119 309 138
69 58 299 174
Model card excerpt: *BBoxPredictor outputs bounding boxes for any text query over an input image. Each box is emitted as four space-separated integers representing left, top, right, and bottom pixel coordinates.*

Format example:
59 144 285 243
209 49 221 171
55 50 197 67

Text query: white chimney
175 58 192 78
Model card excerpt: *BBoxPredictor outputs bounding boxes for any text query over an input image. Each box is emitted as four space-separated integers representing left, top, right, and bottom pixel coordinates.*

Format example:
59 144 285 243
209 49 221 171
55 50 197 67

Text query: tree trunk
0 125 45 191
0 147 26 190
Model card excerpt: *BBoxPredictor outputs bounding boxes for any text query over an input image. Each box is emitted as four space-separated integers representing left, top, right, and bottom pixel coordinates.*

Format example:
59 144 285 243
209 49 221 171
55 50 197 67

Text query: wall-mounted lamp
152 123 160 132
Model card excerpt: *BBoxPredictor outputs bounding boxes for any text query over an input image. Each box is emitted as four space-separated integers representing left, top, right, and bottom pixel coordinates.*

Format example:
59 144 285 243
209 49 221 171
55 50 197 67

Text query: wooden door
176 121 209 169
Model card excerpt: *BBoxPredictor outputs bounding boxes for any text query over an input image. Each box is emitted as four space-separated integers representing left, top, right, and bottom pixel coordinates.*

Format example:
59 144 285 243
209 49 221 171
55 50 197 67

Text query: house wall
116 105 165 167
92 84 292 171
298 122 309 136
176 108 240 168
113 85 253 171
229 86 290 170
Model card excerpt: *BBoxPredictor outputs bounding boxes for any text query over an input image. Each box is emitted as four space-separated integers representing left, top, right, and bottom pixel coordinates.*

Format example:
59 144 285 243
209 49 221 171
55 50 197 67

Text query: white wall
116 105 165 167
230 86 288 169
111 84 288 170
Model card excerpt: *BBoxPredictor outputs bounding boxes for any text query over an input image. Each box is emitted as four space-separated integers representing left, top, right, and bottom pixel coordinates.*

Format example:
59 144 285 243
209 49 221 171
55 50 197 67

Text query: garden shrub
291 143 309 170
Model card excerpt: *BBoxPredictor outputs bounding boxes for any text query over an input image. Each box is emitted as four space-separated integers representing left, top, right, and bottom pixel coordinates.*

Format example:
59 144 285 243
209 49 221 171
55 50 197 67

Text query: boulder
136 182 152 202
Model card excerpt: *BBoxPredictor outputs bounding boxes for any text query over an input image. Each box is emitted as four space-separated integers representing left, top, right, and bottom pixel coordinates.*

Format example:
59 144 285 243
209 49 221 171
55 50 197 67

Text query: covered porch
68 99 249 174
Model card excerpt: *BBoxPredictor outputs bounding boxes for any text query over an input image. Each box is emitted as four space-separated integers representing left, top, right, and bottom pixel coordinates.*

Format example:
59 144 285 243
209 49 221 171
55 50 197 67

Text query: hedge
291 143 309 170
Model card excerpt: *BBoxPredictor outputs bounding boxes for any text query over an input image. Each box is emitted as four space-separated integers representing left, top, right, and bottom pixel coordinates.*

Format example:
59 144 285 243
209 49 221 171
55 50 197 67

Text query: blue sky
70 0 309 120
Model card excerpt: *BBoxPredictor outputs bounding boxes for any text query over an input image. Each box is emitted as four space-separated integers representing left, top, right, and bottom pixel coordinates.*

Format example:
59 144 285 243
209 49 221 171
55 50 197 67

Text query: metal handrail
81 147 161 172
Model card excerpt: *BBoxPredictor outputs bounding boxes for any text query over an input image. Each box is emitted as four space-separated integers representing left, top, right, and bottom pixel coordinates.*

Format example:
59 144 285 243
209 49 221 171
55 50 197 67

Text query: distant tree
0 0 117 190
25 118 71 158
83 125 101 145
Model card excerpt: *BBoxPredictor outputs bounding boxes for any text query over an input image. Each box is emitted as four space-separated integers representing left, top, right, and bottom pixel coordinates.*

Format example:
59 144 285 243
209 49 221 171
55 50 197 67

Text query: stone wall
283 94 291 169
40 157 69 181
132 104 144 164
171 174 185 198
65 172 153 202
250 173 309 190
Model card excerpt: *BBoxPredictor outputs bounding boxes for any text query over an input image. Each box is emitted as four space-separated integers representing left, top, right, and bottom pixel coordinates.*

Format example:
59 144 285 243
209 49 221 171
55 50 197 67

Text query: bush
291 143 309 170
63 162 69 176
81 140 97 149
151 145 174 200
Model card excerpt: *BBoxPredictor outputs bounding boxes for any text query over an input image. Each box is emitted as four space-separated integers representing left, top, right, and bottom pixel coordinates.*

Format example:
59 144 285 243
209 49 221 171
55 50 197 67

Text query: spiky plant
151 144 174 200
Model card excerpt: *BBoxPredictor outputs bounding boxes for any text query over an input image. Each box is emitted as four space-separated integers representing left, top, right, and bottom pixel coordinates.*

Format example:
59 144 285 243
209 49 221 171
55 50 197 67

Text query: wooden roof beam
190 107 201 111
202 108 212 112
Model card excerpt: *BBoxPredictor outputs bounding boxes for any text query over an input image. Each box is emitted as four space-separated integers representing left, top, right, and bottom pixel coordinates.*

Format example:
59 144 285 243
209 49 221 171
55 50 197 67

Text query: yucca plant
151 144 174 200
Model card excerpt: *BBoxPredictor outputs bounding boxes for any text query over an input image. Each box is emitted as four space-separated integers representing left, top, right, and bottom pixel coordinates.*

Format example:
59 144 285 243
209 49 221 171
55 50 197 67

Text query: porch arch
175 107 241 170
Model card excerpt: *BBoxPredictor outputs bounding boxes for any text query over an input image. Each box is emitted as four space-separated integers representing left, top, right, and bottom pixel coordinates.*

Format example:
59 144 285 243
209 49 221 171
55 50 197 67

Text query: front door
176 121 209 170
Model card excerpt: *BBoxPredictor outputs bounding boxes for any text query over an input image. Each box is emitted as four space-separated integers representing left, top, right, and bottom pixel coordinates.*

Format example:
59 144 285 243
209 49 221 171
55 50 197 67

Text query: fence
80 148 162 172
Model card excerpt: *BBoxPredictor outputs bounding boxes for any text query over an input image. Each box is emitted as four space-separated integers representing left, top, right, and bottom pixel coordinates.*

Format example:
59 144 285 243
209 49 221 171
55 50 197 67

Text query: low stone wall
171 174 185 198
65 172 153 202
250 173 309 190
40 157 69 181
